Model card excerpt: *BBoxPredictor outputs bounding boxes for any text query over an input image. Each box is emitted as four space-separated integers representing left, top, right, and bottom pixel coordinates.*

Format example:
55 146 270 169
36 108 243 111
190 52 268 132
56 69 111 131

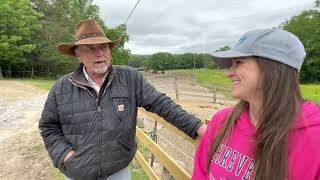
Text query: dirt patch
0 80 53 180
146 72 234 120
0 80 43 102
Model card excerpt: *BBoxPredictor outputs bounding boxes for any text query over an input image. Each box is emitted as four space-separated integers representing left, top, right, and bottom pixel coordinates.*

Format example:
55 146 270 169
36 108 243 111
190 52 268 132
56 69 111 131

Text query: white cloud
93 0 315 54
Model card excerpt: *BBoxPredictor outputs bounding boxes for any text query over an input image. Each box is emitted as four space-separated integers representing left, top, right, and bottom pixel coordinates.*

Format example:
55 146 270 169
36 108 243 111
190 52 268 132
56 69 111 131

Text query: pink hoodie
192 102 320 180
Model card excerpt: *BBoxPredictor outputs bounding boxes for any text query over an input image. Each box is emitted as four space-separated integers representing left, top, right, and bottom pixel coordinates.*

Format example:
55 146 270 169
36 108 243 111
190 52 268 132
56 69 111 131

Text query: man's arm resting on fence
133 70 205 139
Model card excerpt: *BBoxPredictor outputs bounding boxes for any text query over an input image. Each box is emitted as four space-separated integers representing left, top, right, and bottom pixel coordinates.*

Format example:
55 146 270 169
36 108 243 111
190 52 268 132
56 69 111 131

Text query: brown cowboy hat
58 19 122 56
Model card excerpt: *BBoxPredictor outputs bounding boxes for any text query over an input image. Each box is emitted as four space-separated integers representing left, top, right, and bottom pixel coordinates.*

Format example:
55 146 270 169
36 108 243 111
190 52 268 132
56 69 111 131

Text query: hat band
75 33 106 42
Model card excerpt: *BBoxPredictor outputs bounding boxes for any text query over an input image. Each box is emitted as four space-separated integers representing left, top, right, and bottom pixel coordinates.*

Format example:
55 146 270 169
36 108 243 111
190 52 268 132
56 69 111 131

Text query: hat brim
58 37 122 56
211 50 253 69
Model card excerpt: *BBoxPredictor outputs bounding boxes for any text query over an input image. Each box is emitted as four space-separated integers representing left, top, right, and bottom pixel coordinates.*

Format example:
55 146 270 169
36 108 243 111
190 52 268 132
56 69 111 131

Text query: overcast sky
93 0 315 55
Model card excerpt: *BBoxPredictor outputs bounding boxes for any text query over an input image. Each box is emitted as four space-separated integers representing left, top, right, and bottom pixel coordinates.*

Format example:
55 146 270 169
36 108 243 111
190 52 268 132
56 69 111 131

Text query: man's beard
92 58 110 74
93 63 109 74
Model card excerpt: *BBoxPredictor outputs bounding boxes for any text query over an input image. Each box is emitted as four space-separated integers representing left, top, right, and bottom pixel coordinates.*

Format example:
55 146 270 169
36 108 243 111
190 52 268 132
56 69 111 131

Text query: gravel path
0 94 45 129
0 80 52 180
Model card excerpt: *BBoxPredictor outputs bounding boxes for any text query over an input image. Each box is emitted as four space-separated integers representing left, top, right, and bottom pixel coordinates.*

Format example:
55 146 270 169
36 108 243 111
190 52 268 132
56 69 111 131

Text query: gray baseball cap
212 29 306 70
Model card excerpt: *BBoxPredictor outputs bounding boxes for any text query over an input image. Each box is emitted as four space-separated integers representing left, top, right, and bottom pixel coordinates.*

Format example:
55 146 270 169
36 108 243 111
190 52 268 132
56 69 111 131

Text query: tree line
0 0 319 82
128 53 216 71
281 0 320 83
0 0 129 78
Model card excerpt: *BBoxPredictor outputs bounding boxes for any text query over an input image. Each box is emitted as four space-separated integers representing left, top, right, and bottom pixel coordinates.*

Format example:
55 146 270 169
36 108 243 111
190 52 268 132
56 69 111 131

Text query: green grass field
173 69 231 87
300 84 320 103
0 78 56 91
20 79 56 90
172 69 320 103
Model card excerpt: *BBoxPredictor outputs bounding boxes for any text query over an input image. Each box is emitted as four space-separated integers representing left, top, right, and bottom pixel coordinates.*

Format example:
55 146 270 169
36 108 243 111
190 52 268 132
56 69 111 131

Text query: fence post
150 121 158 167
137 117 144 129
174 77 179 100
213 85 217 103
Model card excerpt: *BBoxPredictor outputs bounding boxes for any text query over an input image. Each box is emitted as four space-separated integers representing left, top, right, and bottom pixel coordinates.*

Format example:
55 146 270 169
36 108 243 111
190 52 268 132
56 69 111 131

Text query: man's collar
69 63 113 88
82 65 109 88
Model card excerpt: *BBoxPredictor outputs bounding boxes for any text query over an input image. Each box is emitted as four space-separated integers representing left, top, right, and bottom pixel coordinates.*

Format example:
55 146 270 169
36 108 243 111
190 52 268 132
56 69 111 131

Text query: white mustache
93 58 107 63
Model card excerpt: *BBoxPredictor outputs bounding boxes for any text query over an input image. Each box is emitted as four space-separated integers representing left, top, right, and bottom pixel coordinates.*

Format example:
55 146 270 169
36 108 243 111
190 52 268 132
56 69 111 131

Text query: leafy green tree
135 53 214 70
215 46 231 52
105 24 131 65
30 0 130 77
197 53 216 69
281 5 320 82
128 55 145 68
151 52 172 70
180 53 195 69
0 0 42 77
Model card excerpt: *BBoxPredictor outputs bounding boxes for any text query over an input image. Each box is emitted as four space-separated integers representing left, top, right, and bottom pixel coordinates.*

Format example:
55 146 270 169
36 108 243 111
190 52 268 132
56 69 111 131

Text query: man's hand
197 124 207 138
63 150 76 162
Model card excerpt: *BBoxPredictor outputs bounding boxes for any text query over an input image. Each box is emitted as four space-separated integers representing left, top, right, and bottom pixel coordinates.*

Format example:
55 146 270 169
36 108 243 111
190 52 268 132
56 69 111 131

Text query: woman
192 29 320 180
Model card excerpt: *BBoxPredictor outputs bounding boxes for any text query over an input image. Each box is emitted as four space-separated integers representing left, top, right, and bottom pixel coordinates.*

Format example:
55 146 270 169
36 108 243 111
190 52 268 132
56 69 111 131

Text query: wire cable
124 0 142 25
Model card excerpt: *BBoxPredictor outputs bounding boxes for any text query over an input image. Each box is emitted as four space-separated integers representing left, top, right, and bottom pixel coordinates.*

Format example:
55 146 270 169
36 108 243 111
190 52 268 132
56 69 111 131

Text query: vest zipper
97 102 102 177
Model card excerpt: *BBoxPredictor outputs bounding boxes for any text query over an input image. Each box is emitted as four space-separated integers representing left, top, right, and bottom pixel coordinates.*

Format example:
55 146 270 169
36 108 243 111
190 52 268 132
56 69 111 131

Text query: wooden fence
173 77 232 104
134 108 201 180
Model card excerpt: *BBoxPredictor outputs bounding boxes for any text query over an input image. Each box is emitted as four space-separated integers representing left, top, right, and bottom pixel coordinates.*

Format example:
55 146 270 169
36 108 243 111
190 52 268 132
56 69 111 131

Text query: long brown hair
206 57 303 180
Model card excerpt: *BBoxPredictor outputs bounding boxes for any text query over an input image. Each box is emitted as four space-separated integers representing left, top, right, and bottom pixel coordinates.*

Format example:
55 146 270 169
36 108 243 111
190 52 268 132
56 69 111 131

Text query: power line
124 0 142 25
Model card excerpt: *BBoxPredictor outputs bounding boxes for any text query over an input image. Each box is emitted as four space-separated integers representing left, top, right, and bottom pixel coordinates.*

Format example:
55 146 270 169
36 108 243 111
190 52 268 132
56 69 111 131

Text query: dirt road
0 80 53 180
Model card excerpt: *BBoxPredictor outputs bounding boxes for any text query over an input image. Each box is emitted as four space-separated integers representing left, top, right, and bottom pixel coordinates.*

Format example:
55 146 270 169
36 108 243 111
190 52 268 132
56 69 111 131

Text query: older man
39 19 206 180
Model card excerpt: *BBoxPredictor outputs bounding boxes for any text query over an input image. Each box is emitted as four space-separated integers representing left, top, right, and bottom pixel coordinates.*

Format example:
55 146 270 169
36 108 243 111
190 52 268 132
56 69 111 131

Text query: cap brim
58 37 122 57
211 50 253 69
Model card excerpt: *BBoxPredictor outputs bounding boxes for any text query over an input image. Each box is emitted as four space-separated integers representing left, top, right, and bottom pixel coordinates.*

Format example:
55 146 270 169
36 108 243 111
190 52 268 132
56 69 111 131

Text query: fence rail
138 108 199 146
135 127 191 179
135 146 160 180
134 108 201 179
169 77 232 104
